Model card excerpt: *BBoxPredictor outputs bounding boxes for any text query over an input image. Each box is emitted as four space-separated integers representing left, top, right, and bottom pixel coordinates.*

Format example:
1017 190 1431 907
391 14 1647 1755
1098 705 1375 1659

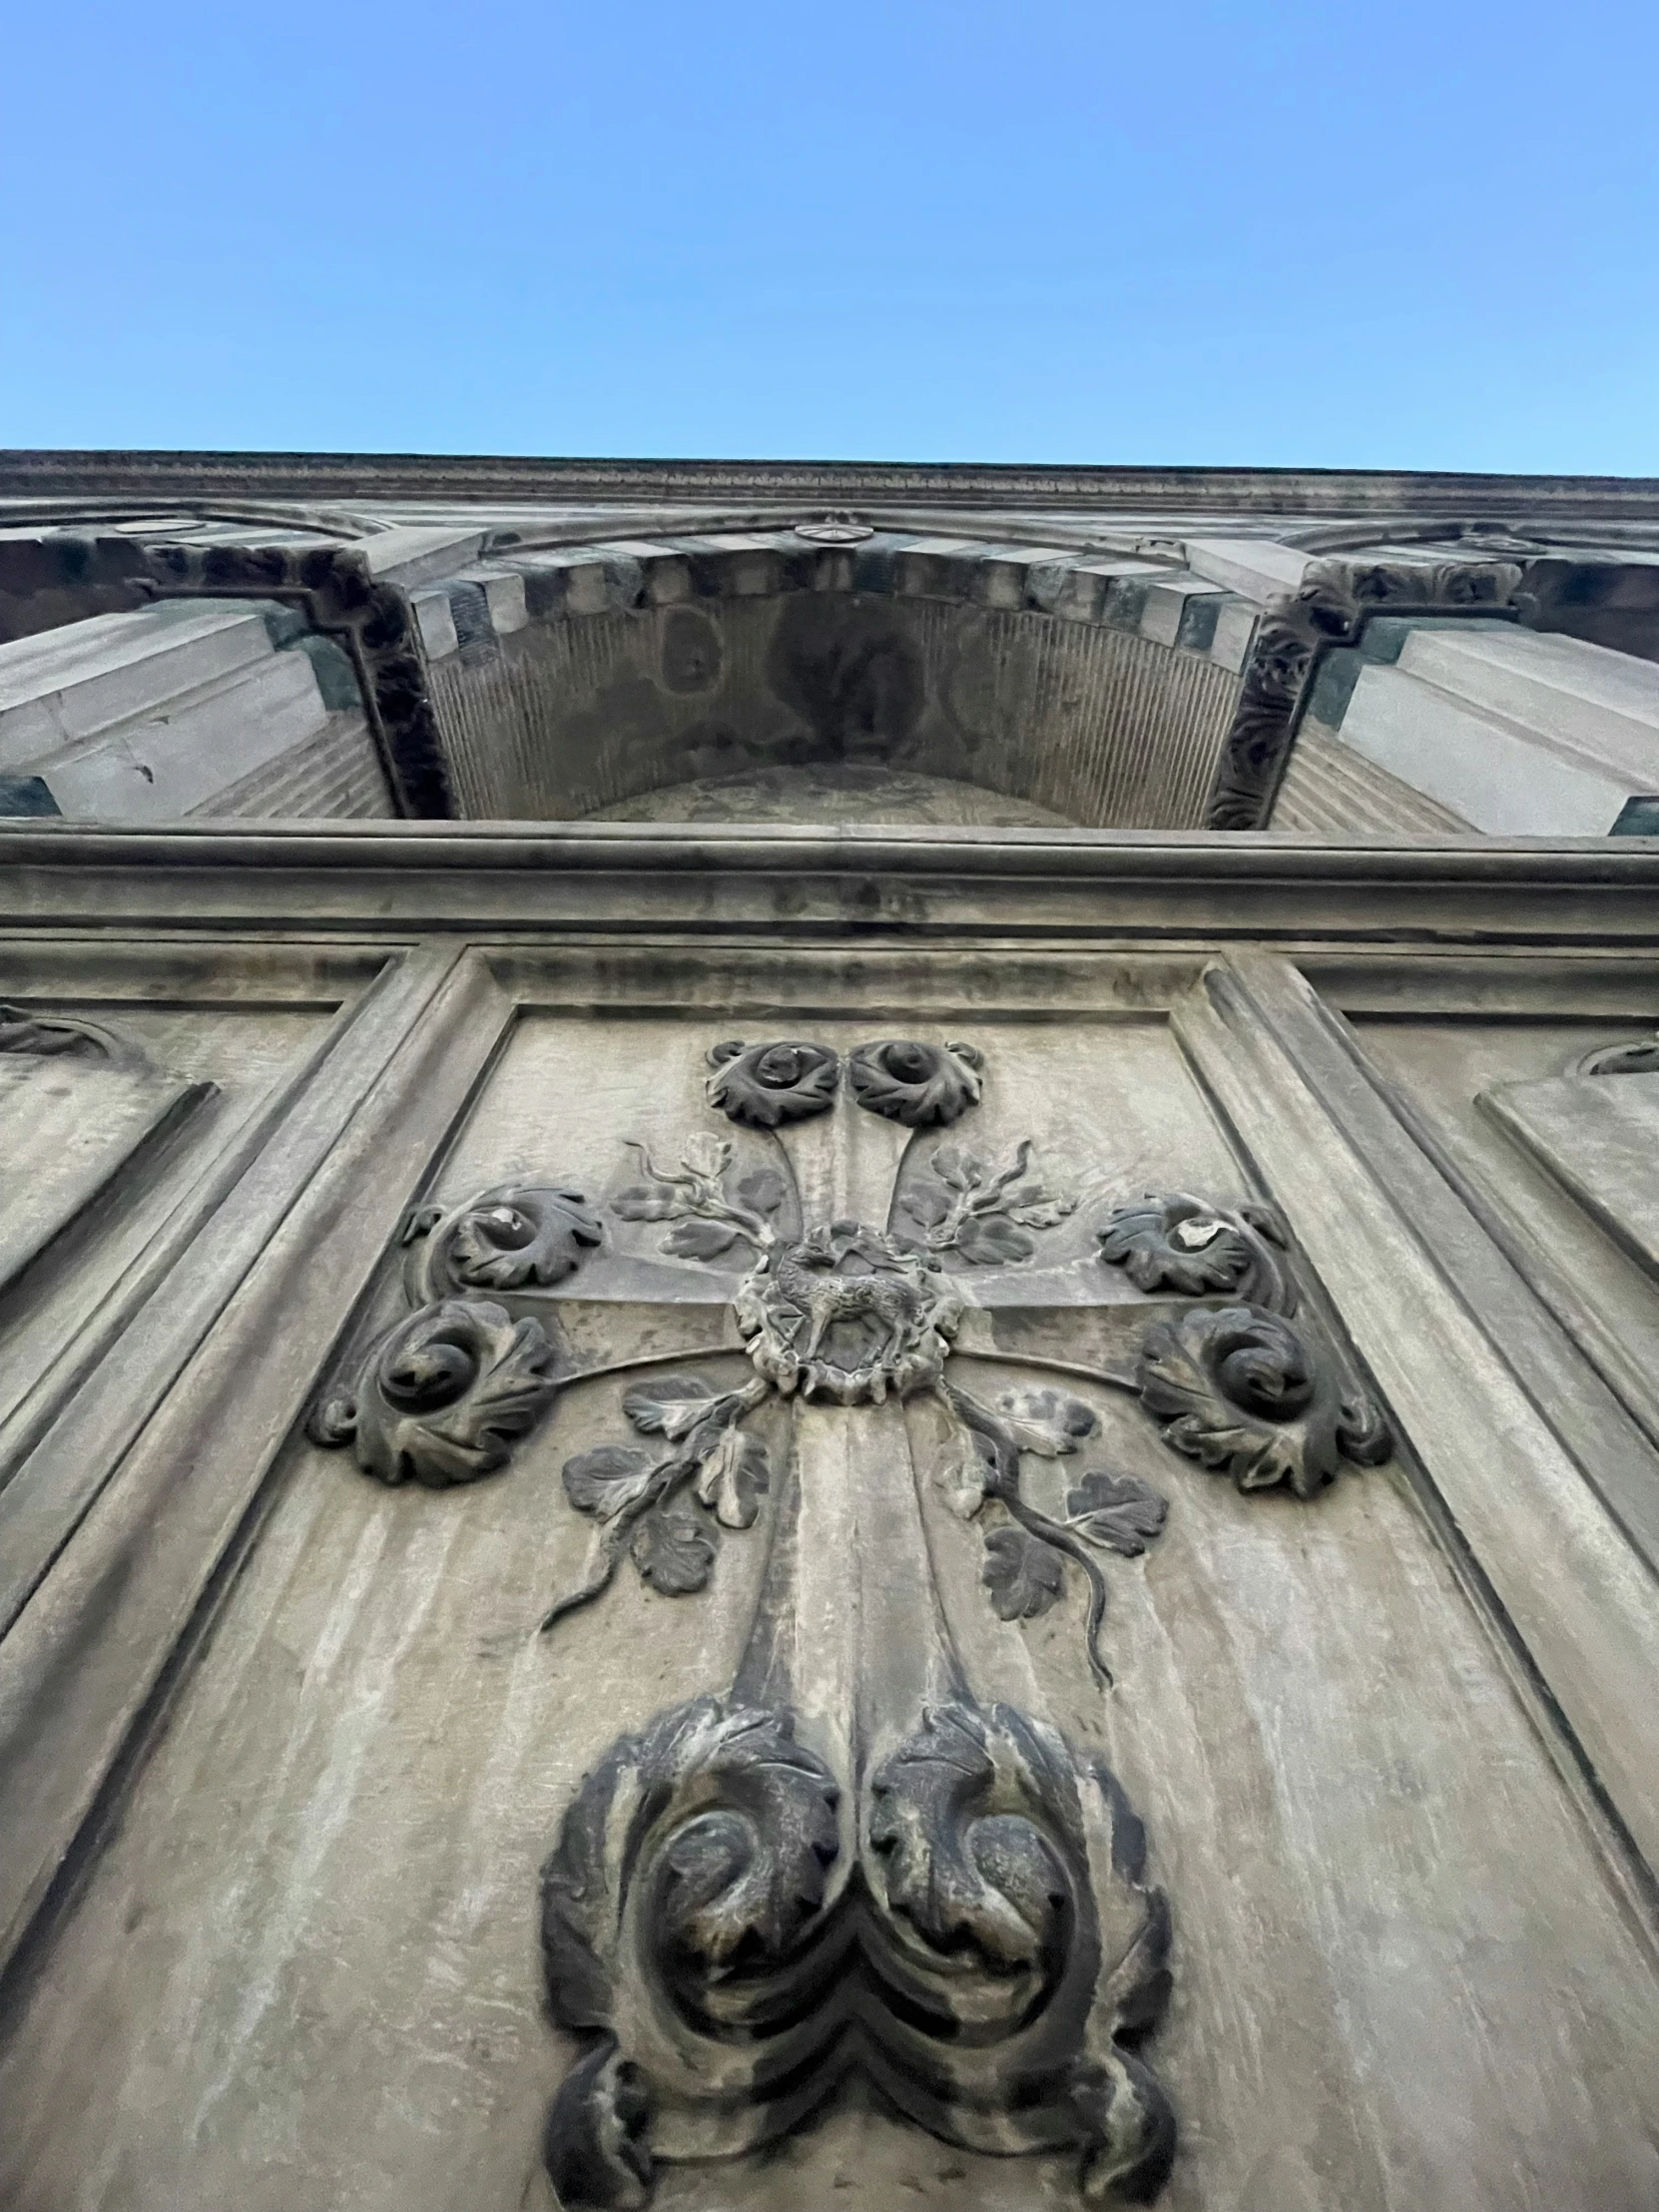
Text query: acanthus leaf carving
1065 1470 1170 1556
611 1133 781 1263
540 1692 1173 2211
942 1381 1163 1686
706 1038 839 1127
898 1136 1077 1266
861 1701 1175 2196
1097 1191 1293 1310
847 1037 983 1127
1136 1303 1389 1496
541 2043 652 2212
539 1696 843 2208
308 1296 560 1486
542 1375 772 1630
401 1179 602 1304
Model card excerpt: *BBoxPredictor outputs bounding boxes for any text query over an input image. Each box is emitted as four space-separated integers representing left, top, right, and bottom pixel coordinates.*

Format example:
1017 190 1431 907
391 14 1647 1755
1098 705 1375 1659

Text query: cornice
5 450 1659 519
1 821 1655 945
4 819 1655 882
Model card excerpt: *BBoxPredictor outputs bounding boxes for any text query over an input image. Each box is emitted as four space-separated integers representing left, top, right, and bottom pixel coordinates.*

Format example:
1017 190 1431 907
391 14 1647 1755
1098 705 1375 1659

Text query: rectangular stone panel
0 1055 210 1297
4 997 1656 2212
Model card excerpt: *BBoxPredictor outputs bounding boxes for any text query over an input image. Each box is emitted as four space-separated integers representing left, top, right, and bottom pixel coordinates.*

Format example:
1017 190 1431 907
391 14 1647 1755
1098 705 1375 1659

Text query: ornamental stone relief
308 1035 1391 2207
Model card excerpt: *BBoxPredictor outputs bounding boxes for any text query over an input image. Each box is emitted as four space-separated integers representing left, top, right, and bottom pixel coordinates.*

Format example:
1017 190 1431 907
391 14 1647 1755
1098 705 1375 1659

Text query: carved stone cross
311 1034 1388 2209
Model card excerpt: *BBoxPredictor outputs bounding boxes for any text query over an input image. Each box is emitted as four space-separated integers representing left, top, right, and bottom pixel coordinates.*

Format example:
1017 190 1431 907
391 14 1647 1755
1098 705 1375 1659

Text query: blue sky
3 1 1656 471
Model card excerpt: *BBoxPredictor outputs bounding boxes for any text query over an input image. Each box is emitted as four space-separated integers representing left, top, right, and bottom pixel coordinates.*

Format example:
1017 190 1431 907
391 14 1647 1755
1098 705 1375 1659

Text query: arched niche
423 524 1250 827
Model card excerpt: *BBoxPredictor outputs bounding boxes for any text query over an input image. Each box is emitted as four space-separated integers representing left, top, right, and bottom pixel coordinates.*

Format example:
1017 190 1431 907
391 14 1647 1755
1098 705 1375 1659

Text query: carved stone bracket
1202 555 1525 830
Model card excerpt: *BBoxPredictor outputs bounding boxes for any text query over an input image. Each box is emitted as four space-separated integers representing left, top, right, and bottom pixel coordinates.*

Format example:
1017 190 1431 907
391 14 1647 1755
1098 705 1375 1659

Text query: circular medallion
793 520 874 545
735 1222 963 1405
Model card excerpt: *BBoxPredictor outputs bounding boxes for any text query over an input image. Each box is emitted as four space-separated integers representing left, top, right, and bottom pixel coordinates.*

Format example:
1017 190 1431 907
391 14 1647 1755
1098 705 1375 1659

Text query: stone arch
418 520 1254 827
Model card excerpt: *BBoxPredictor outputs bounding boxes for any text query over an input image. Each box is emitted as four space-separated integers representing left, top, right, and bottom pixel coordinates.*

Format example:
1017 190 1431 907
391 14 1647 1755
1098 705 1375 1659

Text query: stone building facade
1 450 1658 2212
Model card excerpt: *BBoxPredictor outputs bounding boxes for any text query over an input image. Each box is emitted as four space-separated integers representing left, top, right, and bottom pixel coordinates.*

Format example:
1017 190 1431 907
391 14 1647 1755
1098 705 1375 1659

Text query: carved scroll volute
539 1697 845 2207
0 1000 148 1071
1097 1191 1293 1311
706 1039 839 1128
1097 1191 1389 1497
862 1702 1174 2200
308 1298 560 1486
847 1038 983 1127
540 1698 1174 2208
1137 1304 1388 1497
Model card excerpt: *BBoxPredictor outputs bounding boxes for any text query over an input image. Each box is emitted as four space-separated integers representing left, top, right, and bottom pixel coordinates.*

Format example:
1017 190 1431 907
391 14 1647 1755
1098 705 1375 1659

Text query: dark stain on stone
660 608 724 695
766 595 924 764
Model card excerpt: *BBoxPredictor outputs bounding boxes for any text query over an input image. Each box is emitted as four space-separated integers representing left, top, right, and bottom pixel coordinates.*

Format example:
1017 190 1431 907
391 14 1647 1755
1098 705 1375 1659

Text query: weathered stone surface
1283 621 1659 836
3 449 1659 2212
0 597 387 821
1 994 1657 2211
591 763 1073 825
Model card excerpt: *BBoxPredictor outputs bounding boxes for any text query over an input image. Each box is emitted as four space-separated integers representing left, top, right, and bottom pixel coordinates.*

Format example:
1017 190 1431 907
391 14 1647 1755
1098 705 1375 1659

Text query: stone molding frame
1202 554 1527 830
134 539 457 818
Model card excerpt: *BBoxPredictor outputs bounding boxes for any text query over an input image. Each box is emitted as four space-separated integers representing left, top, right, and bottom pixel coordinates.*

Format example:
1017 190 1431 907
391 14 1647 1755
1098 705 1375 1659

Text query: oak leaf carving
622 1374 723 1439
982 1525 1065 1619
1065 1471 1168 1556
631 1499 719 1594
